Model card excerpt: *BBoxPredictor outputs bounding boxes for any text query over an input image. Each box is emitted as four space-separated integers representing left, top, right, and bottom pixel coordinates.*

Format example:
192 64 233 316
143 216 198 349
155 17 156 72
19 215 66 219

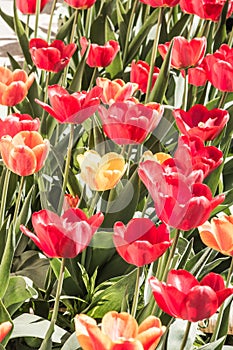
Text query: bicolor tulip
150 270 233 322
36 84 102 124
180 0 233 22
158 36 206 69
75 311 165 350
96 77 138 105
198 214 233 256
130 60 160 93
80 37 120 68
16 0 51 14
29 39 77 72
138 160 225 230
0 131 50 176
173 105 229 141
64 0 96 9
77 151 126 191
0 113 40 138
113 218 172 266
0 67 34 106
205 44 233 91
20 208 104 258
98 101 163 145
139 0 179 7
0 321 12 342
63 194 79 211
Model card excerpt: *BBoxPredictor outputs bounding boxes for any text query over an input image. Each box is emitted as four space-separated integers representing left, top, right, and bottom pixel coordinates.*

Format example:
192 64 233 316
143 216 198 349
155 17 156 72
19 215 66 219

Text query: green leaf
168 14 190 40
198 337 226 349
105 16 123 78
61 332 80 350
167 319 198 350
15 185 35 234
3 276 37 316
213 0 228 51
56 11 76 41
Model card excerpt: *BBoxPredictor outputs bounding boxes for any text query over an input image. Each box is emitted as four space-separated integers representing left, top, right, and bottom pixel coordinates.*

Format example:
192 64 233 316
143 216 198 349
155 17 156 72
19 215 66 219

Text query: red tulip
130 60 160 94
0 113 40 138
16 0 51 14
113 218 172 266
96 77 138 104
63 194 79 211
64 0 96 9
75 311 165 350
139 0 179 7
158 36 206 69
138 159 225 230
29 39 77 72
0 131 50 176
98 101 163 145
0 67 34 106
20 208 104 258
0 321 12 342
36 84 102 124
205 44 233 92
181 59 208 86
180 0 233 22
150 270 233 322
80 37 120 68
173 105 229 141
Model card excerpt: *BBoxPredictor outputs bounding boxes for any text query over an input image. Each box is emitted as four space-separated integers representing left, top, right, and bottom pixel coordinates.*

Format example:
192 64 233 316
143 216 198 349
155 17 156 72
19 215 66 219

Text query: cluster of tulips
0 0 233 349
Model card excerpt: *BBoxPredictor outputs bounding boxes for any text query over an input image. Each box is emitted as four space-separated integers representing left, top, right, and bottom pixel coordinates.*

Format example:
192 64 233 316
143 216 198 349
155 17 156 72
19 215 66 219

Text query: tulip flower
0 67 34 106
96 77 138 105
63 194 79 211
150 269 233 322
113 218 172 266
0 131 50 176
205 44 233 92
138 160 225 230
0 321 12 342
130 60 160 93
29 38 77 72
198 214 233 256
98 101 164 145
173 105 229 141
185 64 208 86
139 0 180 7
0 113 40 138
80 37 120 68
77 151 126 191
180 0 233 22
158 36 206 69
64 0 96 9
16 0 51 14
20 208 104 258
36 84 102 124
75 311 165 350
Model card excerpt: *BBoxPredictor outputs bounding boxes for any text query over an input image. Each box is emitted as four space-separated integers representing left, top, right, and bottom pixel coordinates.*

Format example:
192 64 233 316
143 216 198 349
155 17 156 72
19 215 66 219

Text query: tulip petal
102 311 138 340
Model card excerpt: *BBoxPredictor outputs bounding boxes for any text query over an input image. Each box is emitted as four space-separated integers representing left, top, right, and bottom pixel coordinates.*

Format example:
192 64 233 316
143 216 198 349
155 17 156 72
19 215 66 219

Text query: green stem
88 67 98 90
89 191 100 216
122 0 138 63
57 124 75 214
0 176 25 299
34 0 42 37
39 258 66 350
211 256 233 342
228 25 233 47
131 267 142 318
145 7 163 103
141 195 151 218
161 229 180 281
218 91 228 109
182 69 188 111
39 71 51 136
180 321 191 350
85 6 93 37
0 169 11 229
47 0 57 42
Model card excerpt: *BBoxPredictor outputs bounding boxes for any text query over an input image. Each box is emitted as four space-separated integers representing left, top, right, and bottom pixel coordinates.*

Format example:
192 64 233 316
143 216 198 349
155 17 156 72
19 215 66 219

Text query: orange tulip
0 131 49 176
75 311 165 350
198 215 233 256
0 67 34 106
0 321 12 342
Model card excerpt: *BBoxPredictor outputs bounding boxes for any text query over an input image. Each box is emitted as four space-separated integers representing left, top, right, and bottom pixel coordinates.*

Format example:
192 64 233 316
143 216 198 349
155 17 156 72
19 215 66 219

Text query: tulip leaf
217 296 233 339
198 336 226 349
15 184 35 234
61 332 80 350
168 14 190 40
148 40 173 103
13 0 32 66
176 238 194 270
105 16 123 78
213 0 228 51
56 11 76 41
167 319 198 350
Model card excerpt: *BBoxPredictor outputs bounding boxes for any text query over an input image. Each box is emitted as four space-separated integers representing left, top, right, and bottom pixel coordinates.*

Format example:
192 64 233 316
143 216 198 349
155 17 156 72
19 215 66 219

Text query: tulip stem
34 0 42 38
122 0 138 64
145 7 163 103
0 168 11 229
161 229 180 281
210 256 233 342
218 91 228 109
47 0 57 43
180 321 191 350
89 191 99 216
141 195 152 218
182 69 188 111
131 266 142 318
39 258 65 350
57 124 74 215
88 67 98 90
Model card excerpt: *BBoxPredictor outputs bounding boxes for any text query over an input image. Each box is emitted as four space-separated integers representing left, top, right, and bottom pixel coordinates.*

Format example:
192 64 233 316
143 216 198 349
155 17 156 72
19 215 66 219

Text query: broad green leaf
15 185 35 234
61 332 80 350
167 319 198 350
56 11 76 41
213 0 228 51
168 14 190 40
198 337 226 349
105 16 123 78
